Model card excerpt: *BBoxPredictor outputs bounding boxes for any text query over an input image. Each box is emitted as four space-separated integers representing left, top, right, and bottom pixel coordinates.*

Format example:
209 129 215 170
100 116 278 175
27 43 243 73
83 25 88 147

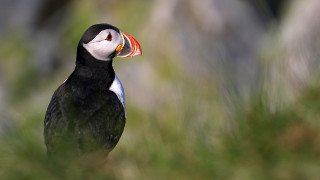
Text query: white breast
109 74 126 114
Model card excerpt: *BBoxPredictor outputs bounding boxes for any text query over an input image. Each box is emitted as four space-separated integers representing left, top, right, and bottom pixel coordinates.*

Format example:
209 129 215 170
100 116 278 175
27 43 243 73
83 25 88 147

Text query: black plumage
44 24 127 156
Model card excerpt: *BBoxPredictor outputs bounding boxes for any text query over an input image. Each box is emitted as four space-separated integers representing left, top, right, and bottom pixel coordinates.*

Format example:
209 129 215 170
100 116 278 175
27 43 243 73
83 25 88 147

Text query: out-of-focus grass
2 79 320 179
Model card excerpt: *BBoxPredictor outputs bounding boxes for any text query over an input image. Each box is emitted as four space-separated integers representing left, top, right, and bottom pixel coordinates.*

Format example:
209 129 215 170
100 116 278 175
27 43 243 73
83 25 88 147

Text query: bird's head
79 24 142 62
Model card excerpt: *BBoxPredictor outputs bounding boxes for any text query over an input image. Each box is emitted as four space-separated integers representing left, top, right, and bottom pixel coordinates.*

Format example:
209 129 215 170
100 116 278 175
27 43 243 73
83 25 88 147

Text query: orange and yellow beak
116 32 142 58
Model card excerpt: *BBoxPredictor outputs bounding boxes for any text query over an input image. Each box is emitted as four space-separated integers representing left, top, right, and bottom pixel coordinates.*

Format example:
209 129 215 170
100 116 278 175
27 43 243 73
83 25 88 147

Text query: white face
82 29 123 61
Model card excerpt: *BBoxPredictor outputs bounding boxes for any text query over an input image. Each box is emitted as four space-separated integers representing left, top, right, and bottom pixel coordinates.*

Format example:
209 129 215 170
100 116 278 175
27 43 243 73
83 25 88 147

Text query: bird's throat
72 44 116 90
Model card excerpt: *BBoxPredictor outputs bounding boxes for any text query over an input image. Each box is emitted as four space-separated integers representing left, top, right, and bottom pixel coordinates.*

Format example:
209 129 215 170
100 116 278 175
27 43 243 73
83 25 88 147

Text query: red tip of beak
119 32 142 57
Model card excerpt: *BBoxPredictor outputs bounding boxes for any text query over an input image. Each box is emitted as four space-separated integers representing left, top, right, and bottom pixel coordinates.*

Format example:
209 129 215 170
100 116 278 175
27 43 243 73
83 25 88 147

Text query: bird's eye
106 33 112 41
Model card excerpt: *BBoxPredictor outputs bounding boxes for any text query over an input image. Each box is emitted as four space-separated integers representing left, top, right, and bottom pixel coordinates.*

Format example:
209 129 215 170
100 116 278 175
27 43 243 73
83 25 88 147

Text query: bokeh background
1 0 320 179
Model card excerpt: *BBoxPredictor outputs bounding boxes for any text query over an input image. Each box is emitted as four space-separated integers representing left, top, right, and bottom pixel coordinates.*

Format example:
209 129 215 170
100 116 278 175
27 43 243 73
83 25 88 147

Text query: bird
44 23 141 157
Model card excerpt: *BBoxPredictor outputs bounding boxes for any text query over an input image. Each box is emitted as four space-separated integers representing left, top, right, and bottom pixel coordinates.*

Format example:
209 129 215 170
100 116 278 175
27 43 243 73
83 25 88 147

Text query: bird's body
44 24 141 156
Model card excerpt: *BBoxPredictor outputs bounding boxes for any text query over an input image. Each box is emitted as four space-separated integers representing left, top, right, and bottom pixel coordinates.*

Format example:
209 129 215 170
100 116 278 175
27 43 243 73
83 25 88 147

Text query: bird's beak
116 32 142 57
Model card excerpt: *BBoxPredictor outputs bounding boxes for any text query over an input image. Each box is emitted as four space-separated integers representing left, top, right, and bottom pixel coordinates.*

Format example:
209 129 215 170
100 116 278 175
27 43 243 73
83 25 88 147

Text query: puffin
44 23 141 156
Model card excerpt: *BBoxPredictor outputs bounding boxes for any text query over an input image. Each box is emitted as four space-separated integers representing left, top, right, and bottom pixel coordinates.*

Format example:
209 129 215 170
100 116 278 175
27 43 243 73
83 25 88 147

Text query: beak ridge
117 32 142 58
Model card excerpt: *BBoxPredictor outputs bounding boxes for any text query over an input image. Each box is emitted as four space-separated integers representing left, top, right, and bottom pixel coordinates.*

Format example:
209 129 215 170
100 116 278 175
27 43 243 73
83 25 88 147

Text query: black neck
76 43 113 69
67 44 115 90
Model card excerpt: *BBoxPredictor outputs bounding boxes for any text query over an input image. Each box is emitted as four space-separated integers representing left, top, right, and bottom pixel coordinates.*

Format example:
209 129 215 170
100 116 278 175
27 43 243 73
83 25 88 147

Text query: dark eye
106 32 112 41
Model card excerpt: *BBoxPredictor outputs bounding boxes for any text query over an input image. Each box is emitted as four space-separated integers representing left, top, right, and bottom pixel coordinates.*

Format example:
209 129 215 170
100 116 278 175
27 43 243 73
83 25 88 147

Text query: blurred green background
1 0 320 179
